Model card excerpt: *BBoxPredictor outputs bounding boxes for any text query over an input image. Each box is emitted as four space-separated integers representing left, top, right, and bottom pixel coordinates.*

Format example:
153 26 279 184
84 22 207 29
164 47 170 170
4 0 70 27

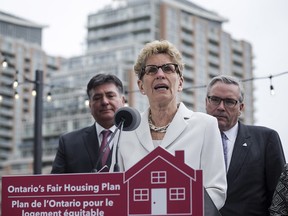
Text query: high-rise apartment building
41 0 254 165
0 11 61 174
0 0 254 174
86 0 254 117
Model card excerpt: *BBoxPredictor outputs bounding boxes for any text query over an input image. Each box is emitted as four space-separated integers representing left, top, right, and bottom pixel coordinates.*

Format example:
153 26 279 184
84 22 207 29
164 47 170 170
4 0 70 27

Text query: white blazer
112 102 227 209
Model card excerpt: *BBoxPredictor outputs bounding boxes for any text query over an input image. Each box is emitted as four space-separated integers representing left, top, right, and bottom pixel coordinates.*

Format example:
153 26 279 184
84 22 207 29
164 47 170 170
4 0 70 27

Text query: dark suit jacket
51 124 113 173
220 122 286 216
204 188 222 216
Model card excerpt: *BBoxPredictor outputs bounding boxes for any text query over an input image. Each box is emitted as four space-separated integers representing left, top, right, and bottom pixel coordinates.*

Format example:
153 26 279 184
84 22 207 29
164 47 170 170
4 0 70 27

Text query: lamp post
11 66 44 174
33 70 43 174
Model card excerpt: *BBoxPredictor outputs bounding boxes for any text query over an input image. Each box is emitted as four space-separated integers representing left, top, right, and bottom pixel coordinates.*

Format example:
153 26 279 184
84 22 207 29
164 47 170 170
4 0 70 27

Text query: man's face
206 82 244 131
89 83 125 129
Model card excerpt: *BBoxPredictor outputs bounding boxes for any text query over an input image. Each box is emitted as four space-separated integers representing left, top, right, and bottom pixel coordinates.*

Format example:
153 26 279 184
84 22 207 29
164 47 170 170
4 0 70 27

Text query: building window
170 188 185 200
151 171 167 184
134 189 149 201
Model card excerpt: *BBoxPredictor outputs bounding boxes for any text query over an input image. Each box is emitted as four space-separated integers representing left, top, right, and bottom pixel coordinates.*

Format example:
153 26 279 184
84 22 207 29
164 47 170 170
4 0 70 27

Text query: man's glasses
207 96 240 108
142 63 178 77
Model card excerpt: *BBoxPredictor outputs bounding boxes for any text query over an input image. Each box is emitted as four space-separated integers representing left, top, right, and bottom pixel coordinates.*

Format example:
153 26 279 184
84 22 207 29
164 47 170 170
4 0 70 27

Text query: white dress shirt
223 123 239 171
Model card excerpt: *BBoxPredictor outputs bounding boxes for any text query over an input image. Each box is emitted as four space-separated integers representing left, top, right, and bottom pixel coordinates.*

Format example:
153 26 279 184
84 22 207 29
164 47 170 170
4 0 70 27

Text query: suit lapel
161 103 189 148
82 124 99 170
227 123 251 183
136 110 155 152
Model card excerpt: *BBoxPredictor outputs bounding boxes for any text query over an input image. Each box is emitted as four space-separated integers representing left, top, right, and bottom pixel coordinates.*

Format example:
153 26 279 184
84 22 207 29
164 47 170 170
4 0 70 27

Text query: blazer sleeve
201 116 227 210
51 135 67 173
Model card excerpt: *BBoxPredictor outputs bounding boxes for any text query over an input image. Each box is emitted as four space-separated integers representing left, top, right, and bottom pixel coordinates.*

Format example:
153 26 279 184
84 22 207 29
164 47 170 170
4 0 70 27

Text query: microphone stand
92 119 124 172
113 121 124 172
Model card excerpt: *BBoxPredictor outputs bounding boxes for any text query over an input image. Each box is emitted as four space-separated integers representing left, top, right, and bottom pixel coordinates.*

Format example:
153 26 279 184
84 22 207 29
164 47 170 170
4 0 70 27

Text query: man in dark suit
205 75 286 215
51 73 126 173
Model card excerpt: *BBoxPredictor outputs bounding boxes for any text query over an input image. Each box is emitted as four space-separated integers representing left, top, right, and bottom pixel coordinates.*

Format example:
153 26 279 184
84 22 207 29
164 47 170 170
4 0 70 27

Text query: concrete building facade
0 11 61 174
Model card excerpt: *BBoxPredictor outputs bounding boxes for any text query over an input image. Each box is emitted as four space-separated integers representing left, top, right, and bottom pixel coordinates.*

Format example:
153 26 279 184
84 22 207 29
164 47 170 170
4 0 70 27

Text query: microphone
114 107 141 131
113 107 141 172
92 107 140 172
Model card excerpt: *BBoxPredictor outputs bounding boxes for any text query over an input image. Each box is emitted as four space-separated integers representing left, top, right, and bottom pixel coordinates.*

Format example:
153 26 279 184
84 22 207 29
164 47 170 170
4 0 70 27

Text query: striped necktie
100 130 112 167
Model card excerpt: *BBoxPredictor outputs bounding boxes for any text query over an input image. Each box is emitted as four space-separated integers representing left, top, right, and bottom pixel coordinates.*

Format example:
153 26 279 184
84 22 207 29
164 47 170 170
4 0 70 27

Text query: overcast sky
1 0 288 157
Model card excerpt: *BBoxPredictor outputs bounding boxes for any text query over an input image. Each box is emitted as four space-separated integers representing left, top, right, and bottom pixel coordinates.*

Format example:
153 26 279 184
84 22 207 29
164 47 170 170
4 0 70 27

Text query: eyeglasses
142 63 178 77
207 96 240 108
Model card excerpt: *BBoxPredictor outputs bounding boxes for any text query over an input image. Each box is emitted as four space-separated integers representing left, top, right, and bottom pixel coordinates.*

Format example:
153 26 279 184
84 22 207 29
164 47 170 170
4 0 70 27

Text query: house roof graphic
125 146 198 182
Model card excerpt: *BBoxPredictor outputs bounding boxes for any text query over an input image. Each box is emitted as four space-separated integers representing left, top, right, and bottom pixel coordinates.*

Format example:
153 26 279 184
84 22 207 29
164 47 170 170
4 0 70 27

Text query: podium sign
2 172 126 215
2 147 203 215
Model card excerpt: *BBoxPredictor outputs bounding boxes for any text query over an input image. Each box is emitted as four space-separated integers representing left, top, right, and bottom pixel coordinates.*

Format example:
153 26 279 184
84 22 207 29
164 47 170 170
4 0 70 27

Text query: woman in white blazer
112 40 227 210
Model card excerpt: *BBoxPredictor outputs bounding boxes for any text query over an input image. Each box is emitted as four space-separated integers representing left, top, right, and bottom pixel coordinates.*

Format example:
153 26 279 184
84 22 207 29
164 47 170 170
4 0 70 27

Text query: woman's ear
137 79 145 94
178 76 184 92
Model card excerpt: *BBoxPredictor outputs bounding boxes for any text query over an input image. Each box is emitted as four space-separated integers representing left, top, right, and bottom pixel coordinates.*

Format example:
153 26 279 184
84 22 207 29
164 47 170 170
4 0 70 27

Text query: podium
2 147 220 215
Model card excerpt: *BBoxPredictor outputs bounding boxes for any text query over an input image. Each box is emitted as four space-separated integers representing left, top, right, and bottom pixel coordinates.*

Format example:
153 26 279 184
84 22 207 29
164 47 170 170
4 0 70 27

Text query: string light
125 70 288 96
10 70 288 102
31 88 37 97
180 71 288 95
270 85 275 95
12 70 19 88
1 58 8 68
269 75 275 95
14 91 19 99
0 58 8 101
12 80 18 89
85 99 89 107
46 92 52 102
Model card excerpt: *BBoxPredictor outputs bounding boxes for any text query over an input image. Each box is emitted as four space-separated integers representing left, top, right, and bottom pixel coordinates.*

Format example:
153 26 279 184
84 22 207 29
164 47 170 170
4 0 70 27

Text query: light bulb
270 85 275 95
85 99 89 107
13 80 18 89
2 59 8 68
32 89 37 96
14 92 19 99
47 92 52 101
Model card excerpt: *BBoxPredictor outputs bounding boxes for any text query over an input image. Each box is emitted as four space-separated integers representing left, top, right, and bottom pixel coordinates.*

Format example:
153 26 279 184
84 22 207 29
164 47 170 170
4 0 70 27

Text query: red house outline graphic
124 146 203 215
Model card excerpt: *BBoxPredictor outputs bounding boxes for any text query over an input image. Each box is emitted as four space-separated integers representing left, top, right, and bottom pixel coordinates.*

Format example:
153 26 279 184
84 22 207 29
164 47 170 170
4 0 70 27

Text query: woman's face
137 54 183 107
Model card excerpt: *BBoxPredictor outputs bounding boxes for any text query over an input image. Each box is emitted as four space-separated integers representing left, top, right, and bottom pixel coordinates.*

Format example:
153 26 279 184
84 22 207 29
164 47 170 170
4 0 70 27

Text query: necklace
148 112 170 133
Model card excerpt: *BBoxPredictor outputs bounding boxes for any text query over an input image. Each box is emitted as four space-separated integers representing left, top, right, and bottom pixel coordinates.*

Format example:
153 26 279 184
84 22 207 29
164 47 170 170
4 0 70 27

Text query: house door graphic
151 188 167 215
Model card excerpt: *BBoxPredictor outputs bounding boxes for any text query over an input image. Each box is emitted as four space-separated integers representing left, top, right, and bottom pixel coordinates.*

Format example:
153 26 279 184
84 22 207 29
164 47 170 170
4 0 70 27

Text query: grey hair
207 75 244 102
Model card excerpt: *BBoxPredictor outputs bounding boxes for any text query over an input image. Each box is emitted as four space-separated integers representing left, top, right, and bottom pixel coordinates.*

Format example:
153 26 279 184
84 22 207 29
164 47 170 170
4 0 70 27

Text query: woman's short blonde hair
134 40 184 79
